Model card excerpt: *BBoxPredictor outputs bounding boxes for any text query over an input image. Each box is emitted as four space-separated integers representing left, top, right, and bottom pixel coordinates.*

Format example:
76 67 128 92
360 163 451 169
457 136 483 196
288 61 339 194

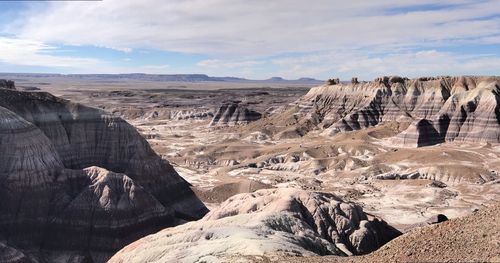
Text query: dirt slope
283 202 500 263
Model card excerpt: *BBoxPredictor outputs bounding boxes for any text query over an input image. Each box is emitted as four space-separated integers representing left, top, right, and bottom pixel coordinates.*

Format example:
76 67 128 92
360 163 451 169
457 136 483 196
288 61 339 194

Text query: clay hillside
0 81 207 263
256 76 500 146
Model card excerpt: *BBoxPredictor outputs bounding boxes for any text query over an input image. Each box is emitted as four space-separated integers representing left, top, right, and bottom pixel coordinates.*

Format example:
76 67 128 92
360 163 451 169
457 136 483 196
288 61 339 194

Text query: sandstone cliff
272 76 500 146
0 86 207 262
109 188 400 262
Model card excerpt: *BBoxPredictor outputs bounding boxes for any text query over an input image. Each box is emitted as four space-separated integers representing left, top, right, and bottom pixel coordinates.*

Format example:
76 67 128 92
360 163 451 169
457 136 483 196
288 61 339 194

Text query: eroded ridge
270 76 500 146
109 188 401 262
0 85 207 262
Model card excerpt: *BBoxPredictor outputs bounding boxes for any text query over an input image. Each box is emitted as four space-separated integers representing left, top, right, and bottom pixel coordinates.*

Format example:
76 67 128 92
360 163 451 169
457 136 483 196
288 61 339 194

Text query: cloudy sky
0 0 499 79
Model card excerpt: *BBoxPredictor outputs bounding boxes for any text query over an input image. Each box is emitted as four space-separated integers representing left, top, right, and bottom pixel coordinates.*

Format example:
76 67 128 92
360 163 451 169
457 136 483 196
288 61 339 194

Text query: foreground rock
46 167 179 256
0 242 33 263
284 202 500 263
109 188 400 262
0 85 207 262
266 76 500 146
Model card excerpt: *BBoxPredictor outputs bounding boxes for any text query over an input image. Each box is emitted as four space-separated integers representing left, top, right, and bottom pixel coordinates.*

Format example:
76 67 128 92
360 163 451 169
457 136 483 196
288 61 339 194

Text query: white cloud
269 49 500 80
194 59 266 79
139 64 170 71
2 0 500 78
0 37 102 68
0 37 173 74
197 59 262 69
12 0 500 57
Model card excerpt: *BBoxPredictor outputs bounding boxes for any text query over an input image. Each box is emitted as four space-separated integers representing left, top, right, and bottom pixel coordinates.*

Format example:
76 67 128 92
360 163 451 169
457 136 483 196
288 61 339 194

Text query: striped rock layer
0 242 32 263
109 188 401 262
210 103 262 126
287 76 500 146
0 87 207 262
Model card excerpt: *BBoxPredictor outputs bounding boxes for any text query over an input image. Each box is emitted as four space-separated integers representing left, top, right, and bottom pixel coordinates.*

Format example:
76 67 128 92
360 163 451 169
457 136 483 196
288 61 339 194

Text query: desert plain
0 73 498 262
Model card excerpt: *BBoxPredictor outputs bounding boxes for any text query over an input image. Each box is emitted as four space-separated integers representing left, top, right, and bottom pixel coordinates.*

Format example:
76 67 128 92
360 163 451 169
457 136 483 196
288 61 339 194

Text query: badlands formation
109 188 401 262
210 102 262 126
0 80 207 262
0 74 499 262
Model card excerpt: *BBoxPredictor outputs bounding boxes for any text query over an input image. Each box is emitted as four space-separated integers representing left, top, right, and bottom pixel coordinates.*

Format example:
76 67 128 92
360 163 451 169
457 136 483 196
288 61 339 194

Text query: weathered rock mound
0 79 15 90
139 108 214 121
46 167 176 255
0 105 66 249
0 105 63 187
210 102 262 126
0 88 206 214
276 76 500 146
170 109 214 121
0 242 33 263
109 189 401 262
0 86 207 262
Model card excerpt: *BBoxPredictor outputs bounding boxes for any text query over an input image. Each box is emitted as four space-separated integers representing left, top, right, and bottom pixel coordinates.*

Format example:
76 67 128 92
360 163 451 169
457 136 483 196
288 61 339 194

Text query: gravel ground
281 202 500 263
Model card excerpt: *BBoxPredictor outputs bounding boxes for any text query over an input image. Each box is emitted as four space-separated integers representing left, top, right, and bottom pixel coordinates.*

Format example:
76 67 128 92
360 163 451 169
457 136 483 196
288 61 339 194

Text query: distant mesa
266 76 286 82
265 76 323 83
0 73 323 84
298 77 319 81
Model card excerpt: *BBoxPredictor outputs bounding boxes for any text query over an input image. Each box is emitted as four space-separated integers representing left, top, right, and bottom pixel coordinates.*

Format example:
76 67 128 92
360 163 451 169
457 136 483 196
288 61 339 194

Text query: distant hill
66 73 250 82
264 76 323 84
0 73 323 84
266 76 286 82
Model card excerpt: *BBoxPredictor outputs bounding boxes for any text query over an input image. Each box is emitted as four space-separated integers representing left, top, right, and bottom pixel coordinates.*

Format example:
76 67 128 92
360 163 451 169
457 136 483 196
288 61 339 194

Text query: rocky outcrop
393 119 444 147
210 102 262 126
171 109 214 120
46 167 179 255
0 105 65 248
327 78 340 85
0 87 207 262
140 108 214 121
395 77 500 145
0 89 206 213
285 204 500 263
374 171 421 180
373 165 496 184
404 214 449 231
0 242 33 263
0 79 15 90
284 76 500 146
109 188 401 262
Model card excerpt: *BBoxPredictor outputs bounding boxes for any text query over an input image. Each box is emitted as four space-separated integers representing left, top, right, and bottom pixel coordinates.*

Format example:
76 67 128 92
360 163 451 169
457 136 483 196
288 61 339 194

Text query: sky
0 0 499 80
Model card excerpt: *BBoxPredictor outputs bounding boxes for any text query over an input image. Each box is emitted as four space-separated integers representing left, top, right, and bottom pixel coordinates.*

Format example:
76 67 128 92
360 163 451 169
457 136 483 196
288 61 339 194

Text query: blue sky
0 0 499 79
